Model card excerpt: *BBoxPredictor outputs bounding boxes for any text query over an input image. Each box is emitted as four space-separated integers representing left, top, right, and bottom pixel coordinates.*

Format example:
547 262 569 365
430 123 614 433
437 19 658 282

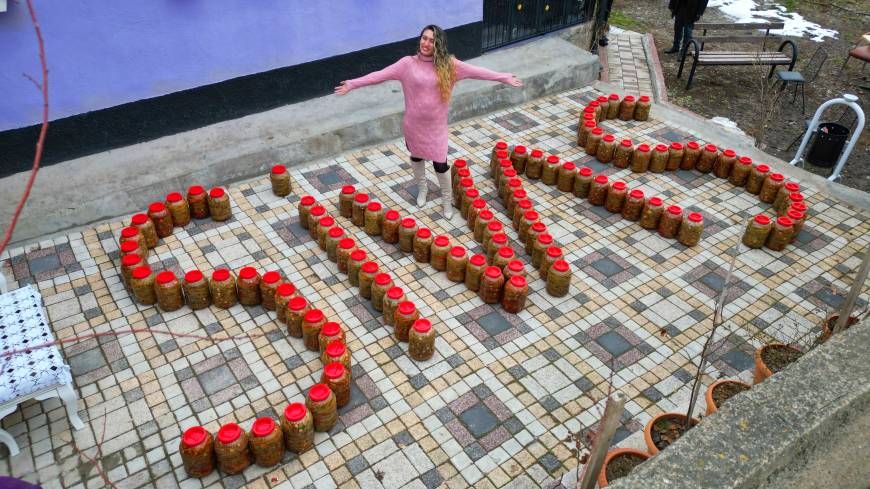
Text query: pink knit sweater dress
345 54 515 163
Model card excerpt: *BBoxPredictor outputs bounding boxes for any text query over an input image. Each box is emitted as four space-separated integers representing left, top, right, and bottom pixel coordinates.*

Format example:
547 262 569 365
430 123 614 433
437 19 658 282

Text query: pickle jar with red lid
395 301 420 342
318 321 345 353
759 172 785 203
119 226 148 260
531 233 554 268
430 235 451 271
274 282 297 323
774 181 801 213
682 142 701 170
597 94 610 118
766 216 794 251
696 144 719 173
490 142 509 172
210 269 238 308
187 185 209 220
489 149 510 180
509 194 529 228
479 266 505 304
214 423 251 475
540 155 560 186
474 210 494 243
456 177 475 209
658 205 683 239
260 271 282 310
730 156 753 187
597 135 617 164
639 197 665 230
622 189 645 221
281 403 314 453
338 185 356 218
183 270 211 310
207 188 232 221
573 166 595 198
317 215 335 250
614 139 634 169
452 158 468 181
409 319 436 361
120 253 142 292
358 261 379 299
364 201 384 236
302 308 326 351
347 250 367 287
630 144 652 173
493 246 516 271
306 384 337 432
588 175 609 206
678 212 704 246
118 241 142 269
540 246 564 280
322 340 352 370
547 260 572 297
585 128 604 156
326 226 345 262
482 220 504 253
307 205 326 239
298 195 317 230
455 167 473 198
462 188 481 218
667 142 685 171
447 246 468 282
504 259 526 281
337 238 357 273
619 95 637 120
606 93 621 118
498 168 517 201
131 213 159 248
322 362 351 407
649 144 669 173
605 181 628 213
148 202 175 238
589 100 602 122
413 228 434 263
465 254 488 291
787 208 806 242
746 164 770 195
237 266 261 306
155 271 184 312
352 193 369 226
131 266 156 305
382 210 401 244
270 164 292 197
635 95 652 120
510 145 529 174
249 417 284 467
165 192 191 227
713 149 737 179
180 426 215 478
526 221 547 255
557 161 577 192
526 149 546 179
502 275 528 314
505 180 523 209
399 218 418 252
286 296 309 338
468 198 487 230
371 273 394 311
519 210 540 243
382 287 405 326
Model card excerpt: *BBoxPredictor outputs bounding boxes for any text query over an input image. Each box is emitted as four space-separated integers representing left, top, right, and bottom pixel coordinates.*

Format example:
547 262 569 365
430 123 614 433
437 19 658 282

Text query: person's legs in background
410 156 428 206
666 18 684 53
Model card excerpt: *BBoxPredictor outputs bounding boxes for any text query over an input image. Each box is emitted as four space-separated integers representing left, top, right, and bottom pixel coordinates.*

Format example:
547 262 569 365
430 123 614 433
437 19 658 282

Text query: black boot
664 45 680 54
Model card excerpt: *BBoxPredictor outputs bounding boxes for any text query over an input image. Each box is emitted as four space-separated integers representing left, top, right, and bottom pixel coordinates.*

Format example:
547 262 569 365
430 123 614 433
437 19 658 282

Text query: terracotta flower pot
643 412 699 455
818 314 859 344
753 343 803 384
704 379 751 416
597 447 651 487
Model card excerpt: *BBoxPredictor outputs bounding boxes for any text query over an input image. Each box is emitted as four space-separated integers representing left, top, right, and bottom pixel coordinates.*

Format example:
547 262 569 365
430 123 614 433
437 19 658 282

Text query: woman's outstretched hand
508 76 523 87
334 81 350 96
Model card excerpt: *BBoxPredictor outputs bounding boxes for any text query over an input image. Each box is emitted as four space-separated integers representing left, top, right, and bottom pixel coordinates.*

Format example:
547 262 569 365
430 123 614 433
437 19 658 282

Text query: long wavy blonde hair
420 25 456 102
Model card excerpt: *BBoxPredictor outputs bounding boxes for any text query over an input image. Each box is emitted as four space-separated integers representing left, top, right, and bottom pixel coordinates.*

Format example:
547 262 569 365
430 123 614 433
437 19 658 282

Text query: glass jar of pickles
605 181 628 213
282 403 314 453
696 144 719 173
488 234 509 264
519 210 540 244
271 164 292 197
210 269 237 308
532 233 554 269
504 180 522 208
183 270 210 310
180 426 215 478
399 218 418 252
131 213 159 248
511 194 531 226
729 156 753 187
619 95 637 120
649 144 669 173
540 246 563 280
306 384 337 432
382 210 401 244
547 260 572 297
746 164 770 195
526 221 547 255
493 246 515 271
589 100 602 122
120 254 142 292
131 266 157 305
317 216 335 250
208 188 232 221
260 271 282 311
452 159 468 181
409 319 436 361
371 273 393 312
588 175 609 206
250 417 284 467
455 169 473 200
431 236 451 271
237 267 261 306
274 283 296 323
337 238 357 274
462 188 480 218
585 127 604 156
635 95 651 121
118 241 142 264
119 226 148 259
498 168 516 201
510 145 529 174
307 205 326 239
607 93 621 118
504 259 526 280
322 362 351 408
347 250 367 287
214 423 251 475
352 193 369 227
526 149 545 179
148 202 174 238
468 198 487 229
456 178 475 208
298 195 316 230
759 172 785 203
382 287 405 326
682 141 701 170
413 228 434 263
155 271 184 312
766 216 794 251
474 210 494 243
302 308 326 351
557 161 577 192
447 246 468 282
614 139 634 169
364 201 384 236
395 301 420 342
339 185 356 218
678 212 703 246
502 275 528 313
774 182 801 213
322 340 352 371
166 192 191 227
479 266 505 304
658 205 683 239
358 261 379 299
622 189 645 221
630 144 652 173
597 135 617 164
787 208 806 242
187 185 209 220
639 197 664 230
541 155 561 186
286 297 309 338
667 142 684 171
573 166 594 198
713 149 737 179
483 220 504 253
326 227 344 262
465 254 488 292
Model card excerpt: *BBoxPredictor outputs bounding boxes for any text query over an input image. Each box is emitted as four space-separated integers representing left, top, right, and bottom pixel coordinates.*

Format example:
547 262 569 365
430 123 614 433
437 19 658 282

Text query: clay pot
704 379 751 416
753 343 803 384
598 448 651 487
643 412 699 455
818 314 859 344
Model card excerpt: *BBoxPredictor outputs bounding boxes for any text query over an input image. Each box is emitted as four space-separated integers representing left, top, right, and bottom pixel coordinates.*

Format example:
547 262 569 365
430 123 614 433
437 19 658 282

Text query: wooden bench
677 22 797 90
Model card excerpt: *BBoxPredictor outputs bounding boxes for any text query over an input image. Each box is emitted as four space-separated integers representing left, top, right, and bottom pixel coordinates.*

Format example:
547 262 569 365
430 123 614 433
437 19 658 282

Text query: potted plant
597 448 650 487
643 412 700 455
818 308 866 344
704 379 751 415
753 343 803 384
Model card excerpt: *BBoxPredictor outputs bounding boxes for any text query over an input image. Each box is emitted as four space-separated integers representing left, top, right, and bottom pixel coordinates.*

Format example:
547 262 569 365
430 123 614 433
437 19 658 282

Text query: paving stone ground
605 28 654 97
1 86 868 489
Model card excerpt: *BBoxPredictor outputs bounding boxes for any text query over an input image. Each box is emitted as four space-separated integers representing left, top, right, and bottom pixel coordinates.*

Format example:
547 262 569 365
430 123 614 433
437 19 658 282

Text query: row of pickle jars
299 194 436 361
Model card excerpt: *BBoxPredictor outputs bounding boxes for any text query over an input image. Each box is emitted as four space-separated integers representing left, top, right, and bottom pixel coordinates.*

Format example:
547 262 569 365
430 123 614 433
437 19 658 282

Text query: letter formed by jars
180 426 215 478
214 423 251 475
270 164 292 197
322 361 351 407
395 301 420 342
306 383 337 432
409 318 436 361
249 417 284 467
282 403 314 453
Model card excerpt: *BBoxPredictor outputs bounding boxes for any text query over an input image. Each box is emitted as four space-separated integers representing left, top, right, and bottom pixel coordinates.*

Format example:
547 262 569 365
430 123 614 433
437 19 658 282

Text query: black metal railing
482 0 595 51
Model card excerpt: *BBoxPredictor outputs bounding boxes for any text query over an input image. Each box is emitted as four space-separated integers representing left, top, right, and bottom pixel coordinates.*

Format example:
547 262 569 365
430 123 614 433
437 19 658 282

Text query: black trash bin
806 122 849 168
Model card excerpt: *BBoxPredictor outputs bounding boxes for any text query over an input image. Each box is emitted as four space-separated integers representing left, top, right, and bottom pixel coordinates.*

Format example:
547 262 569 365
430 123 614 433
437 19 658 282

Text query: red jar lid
319 216 335 228
397 301 416 315
553 260 569 272
212 269 230 281
310 205 325 216
328 227 344 238
188 185 205 196
756 164 770 173
484 266 502 279
326 340 346 357
488 221 503 232
612 181 627 191
184 270 203 283
309 384 331 402
217 423 241 444
787 209 804 221
594 175 609 184
350 249 367 261
262 271 281 284
508 178 522 188
770 173 784 182
495 150 509 160
416 228 432 239
339 238 356 250
454 159 468 167
546 246 562 258
738 156 753 165
182 426 207 447
584 121 596 129
367 201 382 212
629 189 645 199
156 271 176 284
637 144 650 152
531 222 547 232
341 185 356 195
149 202 166 214
272 164 287 174
503 168 517 178
121 254 142 267
777 216 794 227
413 318 432 334
508 275 527 289
620 139 633 148
466 188 481 198
785 182 800 192
401 218 416 228
584 107 595 114
514 145 527 154
492 233 508 245
639 95 650 102
498 247 514 258
648 197 664 206
589 100 600 107
434 236 450 247
687 212 703 223
563 161 576 171
670 142 683 150
538 233 554 244
120 240 138 253
385 209 400 220
374 273 391 286
131 213 149 225
361 261 379 273
120 226 139 239
301 195 316 206
354 193 369 203
704 144 718 153
597 95 609 103
547 155 560 164
499 159 512 168
450 246 466 257
277 283 296 297
789 192 804 203
687 141 700 150
506 260 523 272
289 296 308 311
460 178 474 188
579 166 594 176
667 205 683 215
496 141 508 150
531 149 544 158
791 202 808 212
387 286 404 299
517 199 532 209
655 144 668 153
324 362 345 380
472 199 486 209
239 267 258 280
624 95 636 102
209 188 225 199
166 192 183 203
304 309 325 323
603 134 616 143
470 254 487 266
723 149 736 157
252 417 276 437
609 93 620 100
591 127 604 135
284 403 307 422
459 168 472 178
754 214 771 225
524 210 540 221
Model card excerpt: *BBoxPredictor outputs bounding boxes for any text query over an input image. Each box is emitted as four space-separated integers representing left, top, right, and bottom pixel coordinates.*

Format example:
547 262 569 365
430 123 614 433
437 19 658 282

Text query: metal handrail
789 94 865 181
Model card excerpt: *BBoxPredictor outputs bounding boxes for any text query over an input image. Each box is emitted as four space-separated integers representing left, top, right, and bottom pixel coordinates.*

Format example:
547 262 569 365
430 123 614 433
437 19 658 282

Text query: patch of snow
709 0 838 42
711 116 750 137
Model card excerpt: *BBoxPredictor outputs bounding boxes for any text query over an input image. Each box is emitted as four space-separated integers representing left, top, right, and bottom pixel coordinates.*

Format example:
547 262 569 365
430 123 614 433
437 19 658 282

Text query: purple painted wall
0 1 481 131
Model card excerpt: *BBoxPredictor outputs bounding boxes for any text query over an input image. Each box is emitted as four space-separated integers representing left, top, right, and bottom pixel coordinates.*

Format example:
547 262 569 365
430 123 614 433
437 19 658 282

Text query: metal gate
482 0 595 51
